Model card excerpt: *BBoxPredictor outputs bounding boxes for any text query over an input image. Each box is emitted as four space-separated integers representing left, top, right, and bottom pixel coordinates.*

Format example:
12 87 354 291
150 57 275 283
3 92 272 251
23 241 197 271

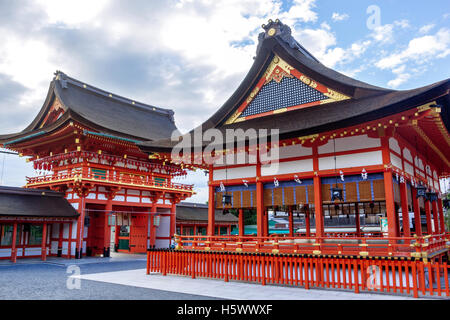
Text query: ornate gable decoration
225 55 350 125
39 97 65 128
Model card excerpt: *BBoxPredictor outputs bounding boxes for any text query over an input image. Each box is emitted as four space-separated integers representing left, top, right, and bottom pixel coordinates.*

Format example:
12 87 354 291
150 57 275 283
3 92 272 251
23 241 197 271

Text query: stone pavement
0 252 146 267
75 268 420 300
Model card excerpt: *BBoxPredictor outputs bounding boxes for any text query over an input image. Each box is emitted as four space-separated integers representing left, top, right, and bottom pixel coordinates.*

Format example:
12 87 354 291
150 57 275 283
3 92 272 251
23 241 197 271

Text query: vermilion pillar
11 222 18 263
256 181 264 238
411 188 422 236
68 222 73 258
424 200 433 234
76 196 86 259
57 223 64 257
305 206 311 237
41 223 48 261
288 206 294 237
238 209 244 238
207 184 215 236
264 209 269 237
383 171 399 238
438 198 446 233
313 176 324 238
104 199 112 257
170 201 177 237
150 202 157 248
399 182 411 237
431 200 440 235
354 203 361 237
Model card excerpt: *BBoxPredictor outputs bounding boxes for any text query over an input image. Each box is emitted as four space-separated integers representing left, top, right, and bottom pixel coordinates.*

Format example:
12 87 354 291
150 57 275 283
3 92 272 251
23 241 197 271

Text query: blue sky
0 0 449 202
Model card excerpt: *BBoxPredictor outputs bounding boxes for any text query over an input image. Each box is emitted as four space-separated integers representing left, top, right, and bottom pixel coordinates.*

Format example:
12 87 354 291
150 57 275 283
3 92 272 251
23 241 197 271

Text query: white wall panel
213 166 256 180
278 145 312 159
261 159 313 176
389 137 401 154
0 249 11 258
404 162 414 176
390 153 403 170
319 135 381 154
319 151 383 170
403 148 413 163
127 196 140 203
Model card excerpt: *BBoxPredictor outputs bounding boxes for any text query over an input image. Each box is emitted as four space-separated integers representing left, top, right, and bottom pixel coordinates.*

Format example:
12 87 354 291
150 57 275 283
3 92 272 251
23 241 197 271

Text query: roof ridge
257 19 320 63
53 71 175 120
0 186 63 197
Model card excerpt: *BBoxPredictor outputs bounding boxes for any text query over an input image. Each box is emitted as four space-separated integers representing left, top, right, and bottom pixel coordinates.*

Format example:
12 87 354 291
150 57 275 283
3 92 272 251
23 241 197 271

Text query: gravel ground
0 260 218 300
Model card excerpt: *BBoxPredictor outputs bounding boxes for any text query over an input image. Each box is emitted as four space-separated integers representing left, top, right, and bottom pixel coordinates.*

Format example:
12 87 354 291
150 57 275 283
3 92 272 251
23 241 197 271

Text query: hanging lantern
331 187 343 202
416 184 427 199
222 193 232 206
444 199 449 210
426 192 438 202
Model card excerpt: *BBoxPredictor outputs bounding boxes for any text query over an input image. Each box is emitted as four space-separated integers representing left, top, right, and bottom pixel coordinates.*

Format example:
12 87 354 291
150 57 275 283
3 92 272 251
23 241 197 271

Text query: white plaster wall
319 151 383 170
261 159 313 176
24 248 41 256
404 162 414 176
278 144 312 159
155 239 170 249
127 196 140 203
318 135 381 154
390 153 403 170
50 241 58 254
72 222 78 239
51 224 59 237
86 193 96 200
0 249 11 258
389 137 401 154
114 195 125 202
97 194 107 200
213 166 256 180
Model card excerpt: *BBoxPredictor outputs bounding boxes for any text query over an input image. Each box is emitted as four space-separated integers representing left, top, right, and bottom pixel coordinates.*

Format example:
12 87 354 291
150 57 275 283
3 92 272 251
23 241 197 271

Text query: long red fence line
174 233 450 259
146 249 450 298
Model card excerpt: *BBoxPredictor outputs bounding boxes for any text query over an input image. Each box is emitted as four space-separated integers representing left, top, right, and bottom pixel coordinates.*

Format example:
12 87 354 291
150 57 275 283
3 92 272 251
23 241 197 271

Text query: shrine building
0 72 195 260
140 19 449 262
175 202 238 237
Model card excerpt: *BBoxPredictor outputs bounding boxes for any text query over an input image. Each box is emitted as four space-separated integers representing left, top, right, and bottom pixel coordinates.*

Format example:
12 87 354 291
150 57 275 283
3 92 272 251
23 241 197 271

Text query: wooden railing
147 249 450 298
173 233 450 259
26 168 194 192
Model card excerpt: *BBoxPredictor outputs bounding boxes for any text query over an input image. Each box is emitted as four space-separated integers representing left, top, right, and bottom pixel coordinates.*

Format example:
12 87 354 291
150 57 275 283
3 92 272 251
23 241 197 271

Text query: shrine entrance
86 204 109 257
129 214 148 253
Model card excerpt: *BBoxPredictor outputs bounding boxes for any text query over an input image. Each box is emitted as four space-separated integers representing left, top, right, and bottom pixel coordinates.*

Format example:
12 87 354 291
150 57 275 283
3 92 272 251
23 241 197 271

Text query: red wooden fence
147 249 450 298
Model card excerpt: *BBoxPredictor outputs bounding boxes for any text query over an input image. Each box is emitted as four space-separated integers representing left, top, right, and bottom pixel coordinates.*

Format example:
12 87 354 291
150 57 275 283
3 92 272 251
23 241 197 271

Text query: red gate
130 214 148 253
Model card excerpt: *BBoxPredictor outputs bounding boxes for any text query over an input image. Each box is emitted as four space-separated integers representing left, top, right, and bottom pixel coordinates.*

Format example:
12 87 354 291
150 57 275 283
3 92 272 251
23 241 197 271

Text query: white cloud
376 28 450 70
35 0 109 27
331 12 349 22
419 24 435 34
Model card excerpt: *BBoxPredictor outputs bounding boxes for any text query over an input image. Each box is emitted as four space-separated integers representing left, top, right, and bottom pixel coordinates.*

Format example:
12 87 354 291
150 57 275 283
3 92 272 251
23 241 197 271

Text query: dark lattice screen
240 77 329 118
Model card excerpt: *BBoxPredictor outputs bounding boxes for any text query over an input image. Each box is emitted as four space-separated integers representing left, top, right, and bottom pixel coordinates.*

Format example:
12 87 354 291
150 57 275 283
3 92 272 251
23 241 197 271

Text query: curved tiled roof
0 186 79 218
0 72 178 144
139 20 450 153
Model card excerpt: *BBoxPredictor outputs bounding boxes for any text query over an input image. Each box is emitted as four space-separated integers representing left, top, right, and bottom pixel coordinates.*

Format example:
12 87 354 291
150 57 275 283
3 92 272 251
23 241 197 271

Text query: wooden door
89 213 105 256
129 215 148 253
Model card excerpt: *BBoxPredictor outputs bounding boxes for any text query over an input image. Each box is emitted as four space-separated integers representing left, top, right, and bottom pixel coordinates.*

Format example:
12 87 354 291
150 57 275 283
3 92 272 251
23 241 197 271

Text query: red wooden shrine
141 20 449 270
0 72 194 259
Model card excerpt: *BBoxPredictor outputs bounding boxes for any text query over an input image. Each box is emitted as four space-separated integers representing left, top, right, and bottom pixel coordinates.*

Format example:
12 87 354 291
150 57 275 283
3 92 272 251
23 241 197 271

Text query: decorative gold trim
272 249 280 254
313 250 321 255
359 251 369 257
411 124 450 168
